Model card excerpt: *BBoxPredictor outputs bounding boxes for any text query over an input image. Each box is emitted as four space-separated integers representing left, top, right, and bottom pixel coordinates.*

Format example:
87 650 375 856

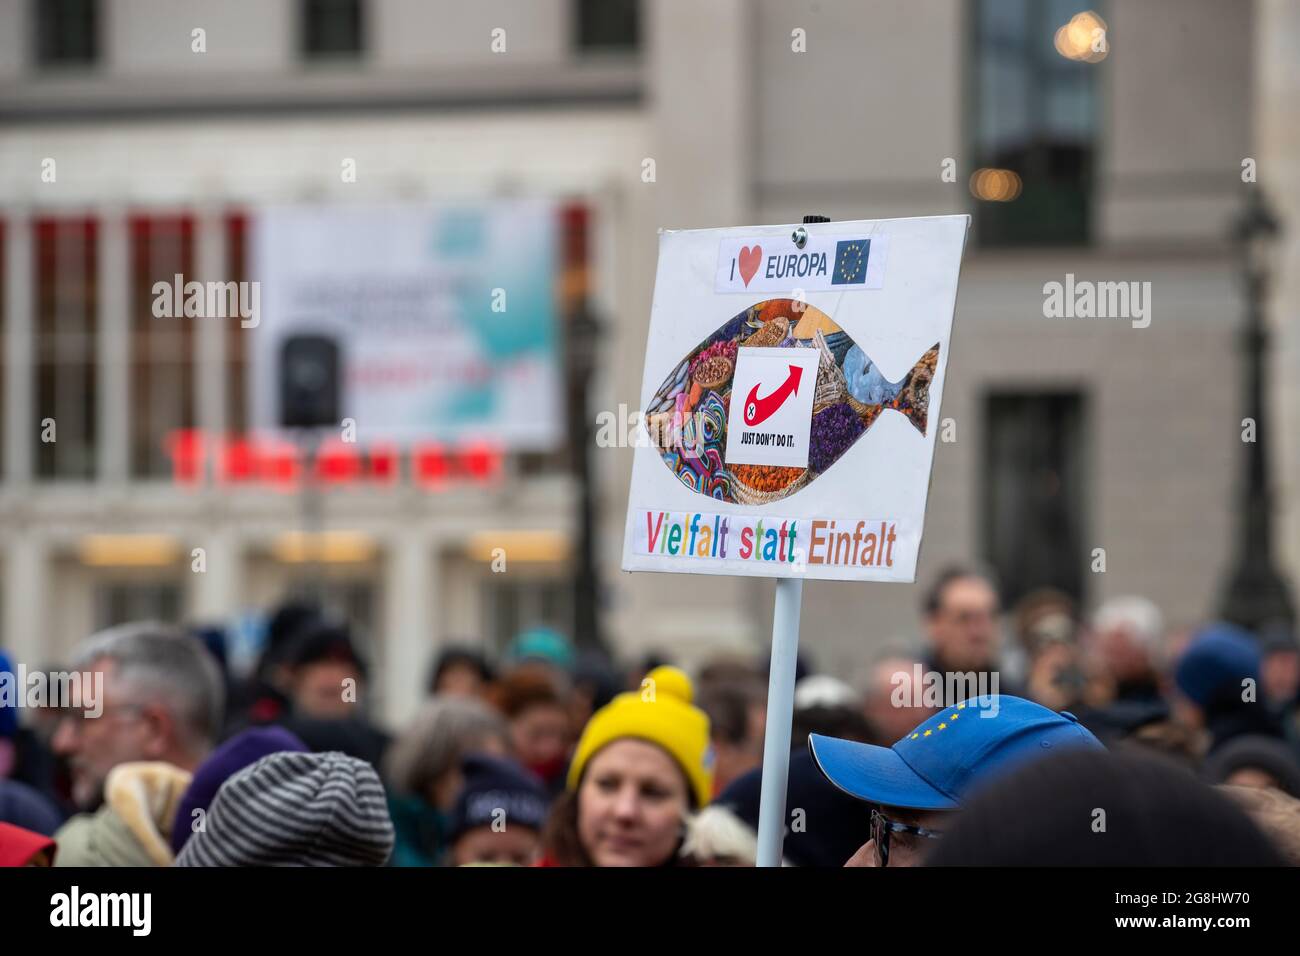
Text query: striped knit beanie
174 751 394 867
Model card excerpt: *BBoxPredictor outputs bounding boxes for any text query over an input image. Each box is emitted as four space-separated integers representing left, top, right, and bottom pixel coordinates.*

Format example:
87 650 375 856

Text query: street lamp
562 206 605 654
1218 190 1295 635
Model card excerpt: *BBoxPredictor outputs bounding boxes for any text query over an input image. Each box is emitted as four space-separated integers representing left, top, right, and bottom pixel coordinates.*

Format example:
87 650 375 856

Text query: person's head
258 600 323 682
698 680 766 793
492 666 572 784
504 627 575 675
170 726 308 857
1172 623 1261 728
0 651 17 741
810 694 1105 866
384 697 509 811
926 748 1285 866
567 652 622 739
52 623 224 809
280 621 366 720
0 779 64 837
428 645 494 699
710 750 875 867
1217 784 1300 866
1090 595 1164 685
922 567 1001 672
0 822 57 867
1012 588 1078 656
792 674 872 747
175 751 394 867
446 753 548 866
791 704 875 749
1259 630 1300 707
858 648 932 744
543 666 712 867
1201 734 1300 797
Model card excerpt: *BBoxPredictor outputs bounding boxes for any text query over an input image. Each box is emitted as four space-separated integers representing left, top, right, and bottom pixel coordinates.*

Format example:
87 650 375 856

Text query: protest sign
622 215 970 583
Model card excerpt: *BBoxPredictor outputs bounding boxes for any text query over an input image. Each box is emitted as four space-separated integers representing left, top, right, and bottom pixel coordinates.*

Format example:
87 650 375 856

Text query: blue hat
1175 623 1260 709
0 652 17 740
171 725 308 856
447 753 549 843
505 627 574 671
0 779 65 836
809 695 1104 811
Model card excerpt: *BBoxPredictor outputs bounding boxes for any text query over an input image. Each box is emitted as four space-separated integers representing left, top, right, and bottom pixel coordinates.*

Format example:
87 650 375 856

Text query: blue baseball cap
809 695 1104 811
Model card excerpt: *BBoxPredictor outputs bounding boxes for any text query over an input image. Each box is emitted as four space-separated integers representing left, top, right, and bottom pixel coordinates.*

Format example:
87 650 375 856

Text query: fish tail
884 343 940 435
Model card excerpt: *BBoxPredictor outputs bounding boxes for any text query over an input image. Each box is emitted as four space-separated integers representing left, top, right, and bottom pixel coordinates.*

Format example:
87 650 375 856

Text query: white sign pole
756 574 804 867
755 215 824 868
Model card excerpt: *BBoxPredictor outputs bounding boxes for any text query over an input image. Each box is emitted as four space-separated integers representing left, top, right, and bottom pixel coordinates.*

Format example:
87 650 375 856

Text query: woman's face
577 739 690 867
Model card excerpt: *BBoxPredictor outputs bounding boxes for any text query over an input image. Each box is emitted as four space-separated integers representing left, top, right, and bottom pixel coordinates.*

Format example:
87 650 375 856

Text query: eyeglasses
55 704 145 732
871 808 943 867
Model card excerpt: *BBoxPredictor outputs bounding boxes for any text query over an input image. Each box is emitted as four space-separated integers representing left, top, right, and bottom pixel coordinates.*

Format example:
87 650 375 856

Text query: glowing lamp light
270 531 377 564
969 168 1023 202
466 530 570 564
1055 10 1108 63
79 534 182 567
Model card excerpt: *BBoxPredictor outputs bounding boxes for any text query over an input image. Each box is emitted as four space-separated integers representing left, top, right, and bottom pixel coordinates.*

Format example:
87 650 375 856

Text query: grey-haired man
51 623 223 809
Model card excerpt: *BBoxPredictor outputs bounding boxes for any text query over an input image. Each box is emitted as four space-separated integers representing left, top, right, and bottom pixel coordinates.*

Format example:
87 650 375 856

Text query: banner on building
250 202 562 449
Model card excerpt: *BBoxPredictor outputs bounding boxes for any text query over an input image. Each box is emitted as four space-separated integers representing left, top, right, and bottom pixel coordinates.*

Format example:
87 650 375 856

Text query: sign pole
754 212 828 868
756 575 804 867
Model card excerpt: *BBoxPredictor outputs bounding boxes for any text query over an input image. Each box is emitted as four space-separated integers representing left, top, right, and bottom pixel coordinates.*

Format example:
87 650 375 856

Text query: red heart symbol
738 245 762 287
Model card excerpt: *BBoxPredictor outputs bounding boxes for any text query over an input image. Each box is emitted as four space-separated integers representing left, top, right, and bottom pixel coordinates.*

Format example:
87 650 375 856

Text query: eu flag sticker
832 239 870 285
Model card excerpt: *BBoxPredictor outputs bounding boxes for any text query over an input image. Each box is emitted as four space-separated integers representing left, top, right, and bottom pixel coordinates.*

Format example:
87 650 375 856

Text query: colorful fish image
644 298 938 505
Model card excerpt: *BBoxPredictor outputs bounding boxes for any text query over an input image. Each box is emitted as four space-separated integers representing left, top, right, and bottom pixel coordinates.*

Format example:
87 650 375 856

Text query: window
301 0 363 59
130 217 196 478
35 218 98 480
482 578 572 656
575 0 639 53
96 582 182 630
34 0 98 67
982 392 1087 608
970 0 1100 245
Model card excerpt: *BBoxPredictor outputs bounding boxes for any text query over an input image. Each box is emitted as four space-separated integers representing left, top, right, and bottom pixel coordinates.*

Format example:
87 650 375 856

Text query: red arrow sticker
743 364 803 426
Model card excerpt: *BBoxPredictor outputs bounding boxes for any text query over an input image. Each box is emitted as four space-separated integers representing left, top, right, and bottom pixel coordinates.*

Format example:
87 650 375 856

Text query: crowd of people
1 565 1298 867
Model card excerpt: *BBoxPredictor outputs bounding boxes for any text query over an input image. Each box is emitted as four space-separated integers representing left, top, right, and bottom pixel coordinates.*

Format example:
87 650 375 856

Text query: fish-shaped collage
644 298 939 505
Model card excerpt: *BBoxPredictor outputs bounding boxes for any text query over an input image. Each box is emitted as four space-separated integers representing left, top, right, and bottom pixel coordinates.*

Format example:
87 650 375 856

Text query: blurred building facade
0 0 1292 727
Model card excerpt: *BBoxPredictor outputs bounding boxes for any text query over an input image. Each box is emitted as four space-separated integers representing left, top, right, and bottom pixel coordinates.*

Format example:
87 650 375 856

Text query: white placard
622 215 969 583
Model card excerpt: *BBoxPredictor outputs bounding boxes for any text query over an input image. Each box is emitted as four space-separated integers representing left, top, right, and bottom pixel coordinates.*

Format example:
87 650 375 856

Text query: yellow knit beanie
567 666 713 807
